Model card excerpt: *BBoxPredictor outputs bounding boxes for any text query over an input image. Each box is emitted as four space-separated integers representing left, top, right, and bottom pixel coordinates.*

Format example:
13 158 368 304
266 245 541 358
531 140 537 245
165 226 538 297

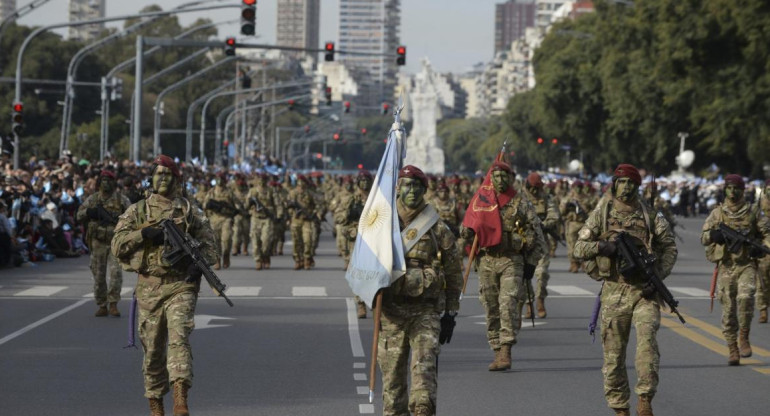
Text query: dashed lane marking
225 286 262 297
14 286 67 297
292 286 327 297
548 285 594 296
359 404 374 414
669 287 711 298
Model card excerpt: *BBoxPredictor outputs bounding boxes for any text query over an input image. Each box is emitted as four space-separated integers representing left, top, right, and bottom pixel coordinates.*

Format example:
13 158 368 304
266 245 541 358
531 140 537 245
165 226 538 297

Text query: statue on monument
404 58 446 174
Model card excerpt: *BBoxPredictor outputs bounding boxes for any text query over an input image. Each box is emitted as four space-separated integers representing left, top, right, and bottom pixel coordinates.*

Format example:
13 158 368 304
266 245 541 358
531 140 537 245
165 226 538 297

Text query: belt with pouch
139 273 188 284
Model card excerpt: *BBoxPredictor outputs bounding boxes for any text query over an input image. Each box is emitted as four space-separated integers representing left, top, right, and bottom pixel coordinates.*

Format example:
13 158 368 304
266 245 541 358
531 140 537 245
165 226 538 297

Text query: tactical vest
391 226 445 300
490 196 527 253
434 198 457 226
88 192 126 243
705 202 760 263
291 189 315 219
249 186 274 218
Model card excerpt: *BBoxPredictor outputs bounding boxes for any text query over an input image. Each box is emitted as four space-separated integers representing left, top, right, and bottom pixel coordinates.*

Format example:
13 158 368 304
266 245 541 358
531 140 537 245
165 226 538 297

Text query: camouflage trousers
311 220 320 255
565 221 584 261
478 253 523 350
136 276 198 399
520 250 551 313
757 257 770 311
718 262 757 343
599 281 660 410
272 219 287 253
232 215 249 253
209 215 233 260
378 303 440 416
291 219 314 261
341 224 357 264
89 240 122 306
335 223 346 257
250 216 274 260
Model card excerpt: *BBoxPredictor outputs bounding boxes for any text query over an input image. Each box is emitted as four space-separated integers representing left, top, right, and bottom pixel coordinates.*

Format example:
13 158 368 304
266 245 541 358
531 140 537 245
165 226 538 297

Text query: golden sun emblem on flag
361 203 389 232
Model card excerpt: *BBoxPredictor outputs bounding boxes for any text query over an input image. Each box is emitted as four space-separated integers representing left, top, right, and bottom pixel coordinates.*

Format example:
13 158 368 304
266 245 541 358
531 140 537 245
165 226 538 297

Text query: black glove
641 281 656 300
749 246 767 259
141 227 165 246
86 207 100 220
709 229 726 245
186 263 203 283
523 263 536 281
598 240 617 257
439 311 457 345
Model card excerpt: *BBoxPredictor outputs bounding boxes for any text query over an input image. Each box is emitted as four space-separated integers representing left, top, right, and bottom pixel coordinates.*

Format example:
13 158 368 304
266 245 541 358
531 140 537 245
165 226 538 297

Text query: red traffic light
304 125 310 133
344 101 350 108
333 133 340 141
357 164 363 169
325 42 334 51
537 137 544 144
242 0 256 5
360 128 367 135
13 103 23 112
551 138 558 144
325 87 332 94
397 46 406 55
315 153 323 159
226 37 235 46
223 140 229 147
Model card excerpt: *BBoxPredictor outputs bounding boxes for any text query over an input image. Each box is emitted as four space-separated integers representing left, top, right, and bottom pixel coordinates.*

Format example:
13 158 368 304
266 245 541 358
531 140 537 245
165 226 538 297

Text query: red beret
398 165 428 187
357 170 373 179
342 175 353 184
613 164 641 186
725 174 745 189
296 174 308 183
100 170 116 180
764 179 770 187
152 155 181 178
437 182 449 191
526 172 543 188
490 161 513 174
571 180 582 188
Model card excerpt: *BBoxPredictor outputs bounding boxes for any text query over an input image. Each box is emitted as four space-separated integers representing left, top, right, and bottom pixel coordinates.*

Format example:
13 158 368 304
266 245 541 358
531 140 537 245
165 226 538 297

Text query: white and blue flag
345 100 407 308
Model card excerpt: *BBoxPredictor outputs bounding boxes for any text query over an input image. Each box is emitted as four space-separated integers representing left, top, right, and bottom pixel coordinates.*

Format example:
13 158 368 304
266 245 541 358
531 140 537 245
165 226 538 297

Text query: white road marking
226 286 262 297
194 314 235 330
354 373 367 381
292 286 327 297
0 299 89 346
669 287 711 297
548 285 594 296
359 404 374 414
353 362 366 369
346 299 365 358
357 386 369 395
14 286 67 297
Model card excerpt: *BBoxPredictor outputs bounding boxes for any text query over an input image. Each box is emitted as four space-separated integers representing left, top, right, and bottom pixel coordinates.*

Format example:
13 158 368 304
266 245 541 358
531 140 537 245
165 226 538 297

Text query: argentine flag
345 104 407 308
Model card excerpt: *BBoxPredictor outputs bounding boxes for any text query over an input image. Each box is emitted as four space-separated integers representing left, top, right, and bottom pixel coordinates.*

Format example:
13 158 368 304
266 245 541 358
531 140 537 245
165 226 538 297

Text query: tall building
338 0 401 107
0 0 17 21
276 0 321 62
68 0 105 42
494 0 536 54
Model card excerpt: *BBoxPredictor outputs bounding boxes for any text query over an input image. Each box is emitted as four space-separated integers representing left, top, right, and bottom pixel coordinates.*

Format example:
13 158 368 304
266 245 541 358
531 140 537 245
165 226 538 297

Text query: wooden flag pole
368 291 384 403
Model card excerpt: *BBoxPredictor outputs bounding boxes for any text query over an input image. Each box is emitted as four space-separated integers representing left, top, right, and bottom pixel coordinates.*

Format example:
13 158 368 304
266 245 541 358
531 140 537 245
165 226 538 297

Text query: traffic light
333 132 340 141
287 99 295 111
551 138 558 144
225 37 236 56
11 102 23 135
241 0 256 36
396 46 406 66
304 125 310 133
324 42 335 62
360 128 367 136
382 102 390 115
344 101 350 113
537 137 544 144
110 77 123 101
325 87 332 106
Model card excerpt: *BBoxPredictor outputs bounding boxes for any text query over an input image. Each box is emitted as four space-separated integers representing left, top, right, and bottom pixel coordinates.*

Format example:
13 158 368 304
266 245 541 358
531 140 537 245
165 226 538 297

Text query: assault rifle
717 223 770 257
160 219 233 307
205 199 238 218
249 197 275 221
96 205 120 225
614 231 685 324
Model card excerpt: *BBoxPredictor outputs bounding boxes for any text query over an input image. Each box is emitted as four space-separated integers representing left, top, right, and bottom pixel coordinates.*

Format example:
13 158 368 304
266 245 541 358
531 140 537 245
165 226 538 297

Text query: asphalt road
1 216 769 415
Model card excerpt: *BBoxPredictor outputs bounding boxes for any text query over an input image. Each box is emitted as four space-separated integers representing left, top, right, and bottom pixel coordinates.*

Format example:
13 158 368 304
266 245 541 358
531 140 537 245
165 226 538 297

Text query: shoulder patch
656 211 665 219
578 228 593 240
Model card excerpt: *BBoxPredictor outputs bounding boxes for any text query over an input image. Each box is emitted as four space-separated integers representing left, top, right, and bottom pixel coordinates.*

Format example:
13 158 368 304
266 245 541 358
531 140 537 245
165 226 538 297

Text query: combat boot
357 303 367 319
294 260 303 270
636 394 653 416
413 405 432 416
612 408 630 416
759 308 767 324
739 328 752 357
728 342 740 366
149 398 165 416
255 260 263 270
309 257 315 267
524 303 533 320
108 302 120 317
489 344 511 371
569 261 578 273
172 381 189 416
213 259 221 270
263 257 270 270
537 298 547 319
304 258 313 270
95 305 108 317
222 254 230 269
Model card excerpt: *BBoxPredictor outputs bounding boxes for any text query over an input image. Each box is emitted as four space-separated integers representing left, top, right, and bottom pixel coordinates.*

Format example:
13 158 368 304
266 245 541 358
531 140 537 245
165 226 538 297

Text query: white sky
15 0 496 74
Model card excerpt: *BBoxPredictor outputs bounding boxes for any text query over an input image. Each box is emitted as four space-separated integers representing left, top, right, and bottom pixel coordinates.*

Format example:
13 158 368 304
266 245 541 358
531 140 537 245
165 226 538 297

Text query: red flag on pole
461 155 516 249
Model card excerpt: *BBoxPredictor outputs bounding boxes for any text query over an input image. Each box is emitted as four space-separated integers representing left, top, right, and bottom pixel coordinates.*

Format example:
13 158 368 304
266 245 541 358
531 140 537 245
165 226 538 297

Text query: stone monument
404 59 446 174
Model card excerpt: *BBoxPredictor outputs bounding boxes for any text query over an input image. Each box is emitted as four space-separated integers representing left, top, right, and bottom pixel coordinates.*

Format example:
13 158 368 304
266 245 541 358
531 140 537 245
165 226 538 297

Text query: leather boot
309 257 315 267
524 303 533 320
172 381 189 416
222 253 230 269
304 258 313 270
294 260 303 270
255 260 263 270
613 408 630 416
536 298 547 318
568 261 578 273
728 342 740 366
739 328 752 357
759 308 767 324
488 348 502 371
149 398 165 416
489 344 511 371
108 302 120 317
413 405 432 416
213 259 221 270
636 394 653 416
263 257 270 270
95 305 108 317
357 302 367 319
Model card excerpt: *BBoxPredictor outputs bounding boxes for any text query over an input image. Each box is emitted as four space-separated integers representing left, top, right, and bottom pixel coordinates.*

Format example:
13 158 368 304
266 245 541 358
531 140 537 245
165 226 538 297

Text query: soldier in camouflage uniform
701 174 770 365
757 179 770 324
288 175 316 269
230 175 250 256
111 155 218 416
574 164 678 416
378 165 462 416
203 172 241 269
433 182 460 238
331 176 354 259
309 176 327 259
270 177 288 256
561 181 596 273
522 172 559 319
247 174 276 270
76 169 130 317
461 161 546 371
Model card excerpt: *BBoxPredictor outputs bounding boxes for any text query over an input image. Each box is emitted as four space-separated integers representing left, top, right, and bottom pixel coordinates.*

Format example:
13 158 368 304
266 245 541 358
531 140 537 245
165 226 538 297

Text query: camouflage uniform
247 179 276 269
330 179 353 259
378 199 462 416
334 186 366 269
757 189 770 323
433 187 460 238
111 193 217 401
288 180 316 269
574 172 677 413
523 183 560 318
76 185 130 314
203 182 241 269
270 180 288 256
560 184 596 272
309 182 327 256
230 180 250 255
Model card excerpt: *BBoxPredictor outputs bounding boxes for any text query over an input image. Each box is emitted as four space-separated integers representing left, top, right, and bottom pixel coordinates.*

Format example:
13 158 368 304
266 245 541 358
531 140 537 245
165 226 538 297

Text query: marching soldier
230 175 250 256
433 182 460 237
203 172 241 269
378 165 462 416
574 164 678 416
702 174 770 364
111 155 218 416
756 179 770 323
288 175 316 270
331 176 354 259
461 161 546 371
76 169 130 317
270 177 289 256
522 172 560 319
561 181 595 273
247 174 276 270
